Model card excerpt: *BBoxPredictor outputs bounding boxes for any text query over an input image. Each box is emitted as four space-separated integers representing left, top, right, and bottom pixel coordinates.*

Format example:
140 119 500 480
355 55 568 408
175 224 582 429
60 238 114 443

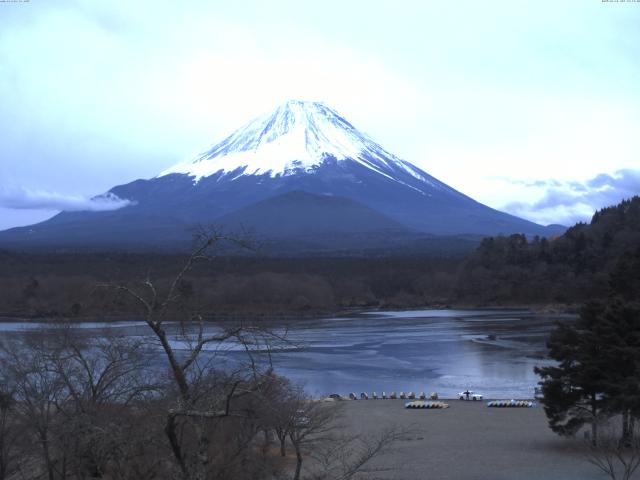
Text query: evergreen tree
596 300 640 445
535 305 609 444
609 246 640 302
536 263 640 446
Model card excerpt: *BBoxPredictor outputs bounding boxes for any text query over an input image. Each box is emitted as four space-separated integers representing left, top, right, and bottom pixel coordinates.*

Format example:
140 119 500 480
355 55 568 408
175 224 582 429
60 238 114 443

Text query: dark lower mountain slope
102 155 562 237
0 159 562 252
215 190 410 236
0 161 558 252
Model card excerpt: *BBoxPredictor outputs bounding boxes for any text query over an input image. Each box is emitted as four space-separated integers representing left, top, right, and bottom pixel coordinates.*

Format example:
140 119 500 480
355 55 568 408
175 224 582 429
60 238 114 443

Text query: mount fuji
0 100 563 253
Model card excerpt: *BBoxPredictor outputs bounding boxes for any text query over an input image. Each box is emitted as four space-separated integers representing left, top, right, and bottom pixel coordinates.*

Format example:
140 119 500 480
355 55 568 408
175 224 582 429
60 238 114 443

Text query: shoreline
0 302 579 323
327 397 539 402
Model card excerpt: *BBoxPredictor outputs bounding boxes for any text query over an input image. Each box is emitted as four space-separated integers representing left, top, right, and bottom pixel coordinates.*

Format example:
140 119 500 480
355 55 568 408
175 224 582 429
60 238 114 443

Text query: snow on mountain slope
160 100 451 193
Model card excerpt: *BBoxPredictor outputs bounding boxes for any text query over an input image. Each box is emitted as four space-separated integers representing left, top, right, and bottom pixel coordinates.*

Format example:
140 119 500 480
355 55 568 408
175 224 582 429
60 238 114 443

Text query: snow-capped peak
160 100 430 185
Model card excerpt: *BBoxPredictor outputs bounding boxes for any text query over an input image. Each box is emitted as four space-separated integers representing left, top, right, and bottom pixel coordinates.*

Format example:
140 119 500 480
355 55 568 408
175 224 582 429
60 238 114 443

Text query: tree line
458 196 640 304
1 196 638 319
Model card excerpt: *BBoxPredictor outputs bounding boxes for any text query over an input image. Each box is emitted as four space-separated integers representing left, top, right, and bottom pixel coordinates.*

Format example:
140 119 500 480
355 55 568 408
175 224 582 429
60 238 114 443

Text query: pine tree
535 305 609 444
609 246 640 302
536 293 640 445
595 300 640 445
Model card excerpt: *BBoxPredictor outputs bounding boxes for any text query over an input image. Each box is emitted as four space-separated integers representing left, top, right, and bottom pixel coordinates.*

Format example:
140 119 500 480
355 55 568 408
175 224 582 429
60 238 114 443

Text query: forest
0 196 638 320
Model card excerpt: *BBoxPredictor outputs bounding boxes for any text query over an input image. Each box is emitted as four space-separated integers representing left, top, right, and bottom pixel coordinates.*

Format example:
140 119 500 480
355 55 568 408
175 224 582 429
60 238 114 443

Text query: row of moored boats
339 391 439 400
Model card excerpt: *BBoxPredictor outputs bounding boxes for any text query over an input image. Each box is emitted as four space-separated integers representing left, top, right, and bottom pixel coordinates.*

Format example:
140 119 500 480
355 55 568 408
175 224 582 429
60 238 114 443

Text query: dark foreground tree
535 304 608 444
0 385 19 480
0 327 159 480
99 229 288 479
536 254 640 447
100 229 407 480
594 300 640 446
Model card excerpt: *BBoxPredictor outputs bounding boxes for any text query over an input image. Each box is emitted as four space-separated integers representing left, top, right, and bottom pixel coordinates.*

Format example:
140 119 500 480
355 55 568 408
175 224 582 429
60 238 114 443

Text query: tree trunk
43 443 56 480
293 443 303 480
0 407 8 480
194 422 210 480
275 429 286 456
621 409 633 447
164 413 188 479
591 394 598 447
38 428 56 480
152 325 191 399
261 429 271 455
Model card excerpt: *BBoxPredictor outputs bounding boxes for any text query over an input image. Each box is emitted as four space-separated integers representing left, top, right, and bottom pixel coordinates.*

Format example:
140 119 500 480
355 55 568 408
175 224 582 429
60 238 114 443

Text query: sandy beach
337 400 604 480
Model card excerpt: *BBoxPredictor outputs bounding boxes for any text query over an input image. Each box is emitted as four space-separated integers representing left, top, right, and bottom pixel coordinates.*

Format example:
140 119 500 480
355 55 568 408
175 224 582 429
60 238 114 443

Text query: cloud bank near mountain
0 186 132 212
502 169 640 226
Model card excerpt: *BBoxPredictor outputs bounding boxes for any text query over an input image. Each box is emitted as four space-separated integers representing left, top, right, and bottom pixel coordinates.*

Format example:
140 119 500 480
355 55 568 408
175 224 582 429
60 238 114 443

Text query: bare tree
45 328 158 478
0 336 68 480
289 398 339 480
308 426 409 480
285 389 409 480
585 418 640 480
98 229 289 480
0 324 162 480
0 385 19 480
0 228 417 480
258 373 298 458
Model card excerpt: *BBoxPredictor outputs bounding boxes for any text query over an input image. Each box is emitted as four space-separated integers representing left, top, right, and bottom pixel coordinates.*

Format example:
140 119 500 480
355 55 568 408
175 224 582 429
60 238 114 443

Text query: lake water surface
0 309 571 399
248 309 569 399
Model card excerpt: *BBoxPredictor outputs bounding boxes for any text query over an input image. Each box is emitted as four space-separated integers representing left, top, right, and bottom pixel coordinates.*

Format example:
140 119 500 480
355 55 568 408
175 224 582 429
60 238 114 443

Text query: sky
0 0 638 230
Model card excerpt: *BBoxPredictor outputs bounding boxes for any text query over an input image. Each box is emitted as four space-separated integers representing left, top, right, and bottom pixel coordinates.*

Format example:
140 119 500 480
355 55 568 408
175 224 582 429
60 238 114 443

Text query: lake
243 309 569 399
0 309 571 399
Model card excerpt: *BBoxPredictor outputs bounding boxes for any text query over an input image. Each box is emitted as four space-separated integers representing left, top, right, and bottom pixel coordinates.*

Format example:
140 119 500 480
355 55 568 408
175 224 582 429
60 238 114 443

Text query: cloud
501 169 640 226
0 187 132 212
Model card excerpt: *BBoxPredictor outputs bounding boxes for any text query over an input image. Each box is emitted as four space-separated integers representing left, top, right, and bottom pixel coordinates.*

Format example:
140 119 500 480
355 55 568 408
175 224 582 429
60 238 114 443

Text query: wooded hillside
1 197 637 319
